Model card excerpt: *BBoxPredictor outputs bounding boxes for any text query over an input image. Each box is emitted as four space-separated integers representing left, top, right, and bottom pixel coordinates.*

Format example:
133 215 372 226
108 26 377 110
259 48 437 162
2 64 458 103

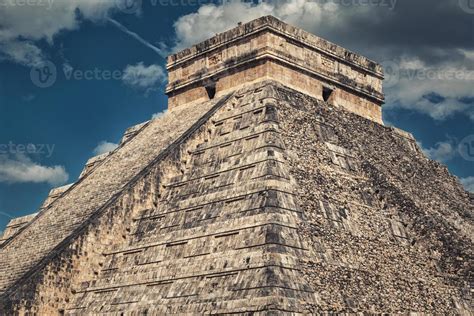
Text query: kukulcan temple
0 16 472 315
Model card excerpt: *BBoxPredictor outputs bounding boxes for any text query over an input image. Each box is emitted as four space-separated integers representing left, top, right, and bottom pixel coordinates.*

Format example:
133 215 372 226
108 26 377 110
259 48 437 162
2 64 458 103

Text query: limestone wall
169 58 383 124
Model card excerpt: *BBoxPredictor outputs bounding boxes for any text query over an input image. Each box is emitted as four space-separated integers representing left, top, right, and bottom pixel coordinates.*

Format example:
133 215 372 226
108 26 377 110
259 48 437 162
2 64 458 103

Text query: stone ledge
167 15 382 76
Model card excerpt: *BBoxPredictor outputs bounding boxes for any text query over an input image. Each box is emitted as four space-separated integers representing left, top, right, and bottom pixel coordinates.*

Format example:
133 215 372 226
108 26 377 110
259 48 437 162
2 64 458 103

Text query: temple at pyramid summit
0 16 472 314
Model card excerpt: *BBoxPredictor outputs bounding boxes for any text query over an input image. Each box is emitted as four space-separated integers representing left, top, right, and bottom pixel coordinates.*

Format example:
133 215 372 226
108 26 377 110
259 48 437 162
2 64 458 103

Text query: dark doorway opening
205 84 216 100
323 86 334 102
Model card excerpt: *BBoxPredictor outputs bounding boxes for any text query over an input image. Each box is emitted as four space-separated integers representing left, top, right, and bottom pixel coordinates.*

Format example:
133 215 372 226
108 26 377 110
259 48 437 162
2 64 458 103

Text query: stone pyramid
0 16 472 315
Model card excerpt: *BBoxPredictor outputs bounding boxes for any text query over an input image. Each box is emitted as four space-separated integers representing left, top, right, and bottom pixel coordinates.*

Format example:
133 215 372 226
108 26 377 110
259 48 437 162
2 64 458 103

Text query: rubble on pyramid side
78 153 110 179
0 183 74 246
0 213 38 246
78 120 150 179
273 83 472 313
40 184 74 209
119 121 150 145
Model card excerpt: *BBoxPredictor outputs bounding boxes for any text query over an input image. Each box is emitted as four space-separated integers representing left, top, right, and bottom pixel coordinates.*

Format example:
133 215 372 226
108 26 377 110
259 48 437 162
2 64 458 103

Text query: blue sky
0 0 473 233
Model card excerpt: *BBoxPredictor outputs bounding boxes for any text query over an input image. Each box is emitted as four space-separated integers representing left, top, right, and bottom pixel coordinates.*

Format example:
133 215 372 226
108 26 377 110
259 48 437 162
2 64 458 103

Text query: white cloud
0 0 118 65
421 141 457 163
171 1 329 51
0 40 44 66
388 94 474 121
152 110 168 120
460 176 474 193
0 154 69 186
93 141 118 156
170 0 401 53
122 62 166 91
385 55 474 121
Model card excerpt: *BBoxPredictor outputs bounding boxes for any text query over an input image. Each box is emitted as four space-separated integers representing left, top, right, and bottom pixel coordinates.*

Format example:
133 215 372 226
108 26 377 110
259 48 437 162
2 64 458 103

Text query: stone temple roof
167 15 383 76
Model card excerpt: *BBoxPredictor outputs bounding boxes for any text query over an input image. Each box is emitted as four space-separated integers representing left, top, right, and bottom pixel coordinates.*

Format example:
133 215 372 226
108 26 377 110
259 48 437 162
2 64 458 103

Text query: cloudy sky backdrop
0 0 473 233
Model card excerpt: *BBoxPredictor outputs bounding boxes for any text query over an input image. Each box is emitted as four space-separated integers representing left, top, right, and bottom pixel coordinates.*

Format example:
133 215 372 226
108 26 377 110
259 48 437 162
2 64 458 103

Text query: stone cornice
167 15 383 78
